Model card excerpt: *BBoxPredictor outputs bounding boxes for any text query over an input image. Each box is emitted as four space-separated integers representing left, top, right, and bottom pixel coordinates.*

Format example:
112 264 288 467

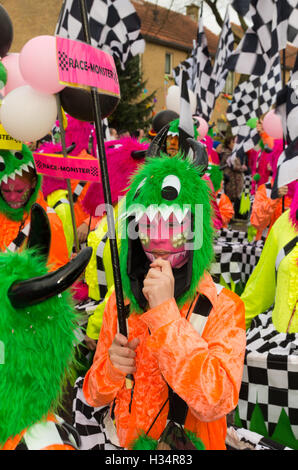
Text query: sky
145 0 246 34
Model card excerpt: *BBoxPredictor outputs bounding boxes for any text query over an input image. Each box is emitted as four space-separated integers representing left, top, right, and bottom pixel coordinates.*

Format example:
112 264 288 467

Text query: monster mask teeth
15 168 23 177
27 161 35 168
8 173 16 181
21 164 29 173
158 205 174 221
174 207 190 224
145 205 159 222
1 175 8 184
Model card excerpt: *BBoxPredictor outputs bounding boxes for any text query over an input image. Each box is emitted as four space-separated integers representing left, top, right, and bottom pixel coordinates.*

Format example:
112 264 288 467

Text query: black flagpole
78 0 133 387
282 48 286 212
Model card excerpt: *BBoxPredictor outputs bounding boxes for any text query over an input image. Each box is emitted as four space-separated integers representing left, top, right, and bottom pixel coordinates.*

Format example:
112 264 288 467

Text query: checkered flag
211 7 234 99
275 53 298 145
271 137 298 198
55 0 145 70
194 15 213 121
179 69 194 140
231 0 251 16
172 56 194 90
227 53 282 160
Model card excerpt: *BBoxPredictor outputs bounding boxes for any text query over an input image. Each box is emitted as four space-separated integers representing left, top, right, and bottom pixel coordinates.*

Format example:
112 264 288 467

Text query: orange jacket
218 193 234 228
83 273 246 450
250 183 292 240
0 192 69 271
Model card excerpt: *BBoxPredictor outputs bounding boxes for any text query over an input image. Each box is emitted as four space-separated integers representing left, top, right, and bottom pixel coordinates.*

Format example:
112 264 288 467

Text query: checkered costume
55 0 145 70
72 377 122 450
238 309 298 440
211 228 264 286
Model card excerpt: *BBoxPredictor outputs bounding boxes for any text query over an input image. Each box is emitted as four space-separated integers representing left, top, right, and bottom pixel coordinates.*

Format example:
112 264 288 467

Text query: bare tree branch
203 0 223 29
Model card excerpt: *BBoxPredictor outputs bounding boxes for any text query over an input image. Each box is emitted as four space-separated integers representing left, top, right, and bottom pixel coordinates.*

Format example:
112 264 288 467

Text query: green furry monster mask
0 144 41 221
168 118 199 140
0 204 92 445
119 153 214 313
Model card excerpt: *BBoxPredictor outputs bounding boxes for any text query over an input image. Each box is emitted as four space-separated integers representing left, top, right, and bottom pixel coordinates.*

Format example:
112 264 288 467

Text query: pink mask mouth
0 176 32 209
138 212 191 268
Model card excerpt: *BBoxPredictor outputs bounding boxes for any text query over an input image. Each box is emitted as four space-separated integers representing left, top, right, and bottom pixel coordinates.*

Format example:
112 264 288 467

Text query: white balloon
166 85 197 114
0 85 57 142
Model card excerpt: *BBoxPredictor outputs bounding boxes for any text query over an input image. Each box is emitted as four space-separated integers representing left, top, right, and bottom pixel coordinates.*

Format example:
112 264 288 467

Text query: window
224 71 235 94
165 53 173 75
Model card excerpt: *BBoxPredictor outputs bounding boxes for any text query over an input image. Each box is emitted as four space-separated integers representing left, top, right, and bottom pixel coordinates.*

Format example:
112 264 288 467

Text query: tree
108 56 156 134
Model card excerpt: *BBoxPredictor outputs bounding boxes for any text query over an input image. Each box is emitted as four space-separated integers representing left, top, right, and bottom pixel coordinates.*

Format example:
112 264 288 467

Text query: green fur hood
119 153 214 313
0 145 41 221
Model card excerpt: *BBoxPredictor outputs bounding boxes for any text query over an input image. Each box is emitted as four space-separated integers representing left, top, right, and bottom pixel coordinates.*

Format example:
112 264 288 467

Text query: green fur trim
253 173 261 182
185 430 205 450
131 433 158 450
0 145 41 221
119 154 214 313
207 164 223 192
247 224 257 242
0 62 7 89
168 118 198 140
0 248 77 444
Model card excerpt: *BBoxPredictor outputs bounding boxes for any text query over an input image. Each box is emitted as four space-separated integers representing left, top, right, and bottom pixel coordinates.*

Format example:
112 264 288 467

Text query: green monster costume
0 205 92 449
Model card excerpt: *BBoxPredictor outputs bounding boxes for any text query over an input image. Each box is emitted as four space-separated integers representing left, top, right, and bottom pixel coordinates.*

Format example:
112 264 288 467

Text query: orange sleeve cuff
141 298 181 333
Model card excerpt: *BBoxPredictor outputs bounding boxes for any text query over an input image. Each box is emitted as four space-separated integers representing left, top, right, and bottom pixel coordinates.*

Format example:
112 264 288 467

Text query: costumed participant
200 134 220 165
250 177 294 241
221 136 246 219
237 183 298 448
39 116 101 248
82 142 246 450
0 204 92 450
80 137 149 350
207 164 234 228
0 145 69 270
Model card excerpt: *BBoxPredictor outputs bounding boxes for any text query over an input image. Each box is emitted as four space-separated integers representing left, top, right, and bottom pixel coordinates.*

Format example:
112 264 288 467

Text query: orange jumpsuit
250 183 292 240
83 273 246 450
0 192 69 271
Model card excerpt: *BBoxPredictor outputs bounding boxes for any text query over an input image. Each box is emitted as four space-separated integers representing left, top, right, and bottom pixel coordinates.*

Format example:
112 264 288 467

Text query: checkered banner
211 228 264 286
238 309 298 440
55 0 145 70
172 56 194 91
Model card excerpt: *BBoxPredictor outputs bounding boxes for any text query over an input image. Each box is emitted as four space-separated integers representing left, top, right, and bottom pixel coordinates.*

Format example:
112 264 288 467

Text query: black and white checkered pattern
15 415 81 450
56 0 145 70
226 425 293 450
211 8 234 100
95 232 108 299
72 377 122 450
7 221 31 253
227 52 282 135
194 15 213 121
238 309 298 440
275 53 298 146
72 181 88 203
211 228 264 285
226 28 268 76
172 56 194 91
271 137 298 198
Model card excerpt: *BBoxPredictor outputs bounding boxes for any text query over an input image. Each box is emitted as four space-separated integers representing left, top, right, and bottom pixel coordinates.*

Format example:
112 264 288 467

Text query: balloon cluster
165 85 209 139
0 5 119 143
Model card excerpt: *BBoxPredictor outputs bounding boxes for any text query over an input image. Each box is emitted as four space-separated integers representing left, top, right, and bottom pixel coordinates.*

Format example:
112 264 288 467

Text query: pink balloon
193 116 208 138
1 54 27 95
263 110 283 139
19 35 65 94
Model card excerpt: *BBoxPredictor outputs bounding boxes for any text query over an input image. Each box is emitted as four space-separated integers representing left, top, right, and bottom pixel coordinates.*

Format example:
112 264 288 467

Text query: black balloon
152 110 179 133
0 5 13 58
59 87 119 122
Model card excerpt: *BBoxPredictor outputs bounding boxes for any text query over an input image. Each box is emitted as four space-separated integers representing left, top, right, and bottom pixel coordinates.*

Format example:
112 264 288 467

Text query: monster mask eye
0 156 5 173
13 151 24 160
133 177 147 200
161 175 181 201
